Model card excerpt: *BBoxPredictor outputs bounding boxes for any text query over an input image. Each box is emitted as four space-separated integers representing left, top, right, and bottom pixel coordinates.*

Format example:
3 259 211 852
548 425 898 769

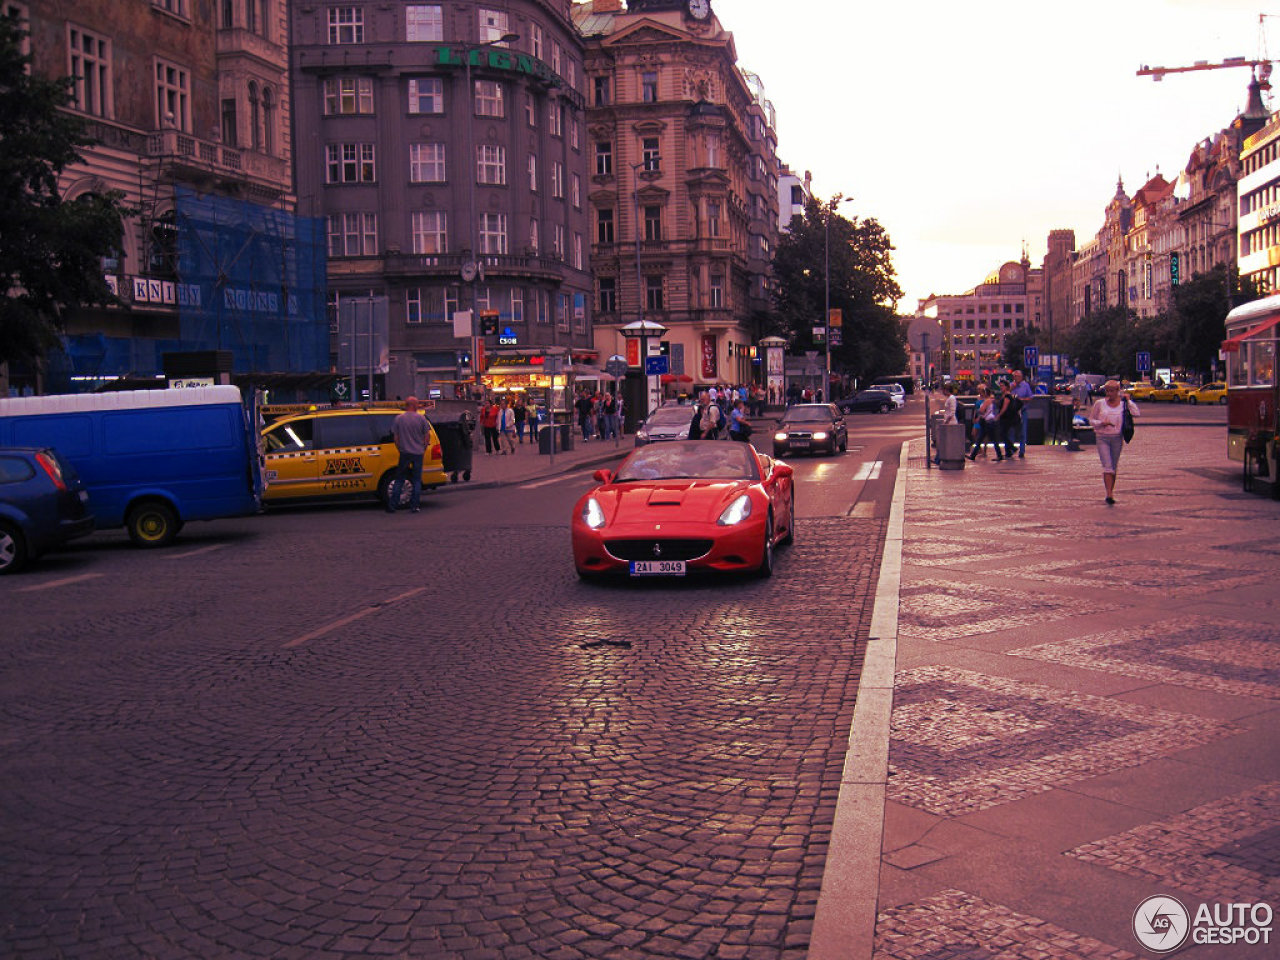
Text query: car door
262 416 319 500
314 415 381 496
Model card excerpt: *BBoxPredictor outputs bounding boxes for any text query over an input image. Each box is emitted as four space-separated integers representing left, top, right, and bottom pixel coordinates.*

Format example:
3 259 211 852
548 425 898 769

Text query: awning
1222 314 1280 353
660 373 693 384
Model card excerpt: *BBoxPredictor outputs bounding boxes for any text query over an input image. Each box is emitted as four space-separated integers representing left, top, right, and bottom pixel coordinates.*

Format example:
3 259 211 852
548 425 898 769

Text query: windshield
645 406 694 426
780 407 832 424
614 441 760 482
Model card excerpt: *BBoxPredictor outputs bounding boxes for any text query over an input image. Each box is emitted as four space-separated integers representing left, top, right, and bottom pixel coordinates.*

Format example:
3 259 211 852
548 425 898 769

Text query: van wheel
378 471 410 508
127 501 179 547
0 521 28 574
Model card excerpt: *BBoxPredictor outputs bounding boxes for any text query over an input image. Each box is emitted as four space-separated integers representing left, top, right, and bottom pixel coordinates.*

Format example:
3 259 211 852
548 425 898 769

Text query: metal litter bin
538 423 573 454
435 415 474 482
935 423 968 469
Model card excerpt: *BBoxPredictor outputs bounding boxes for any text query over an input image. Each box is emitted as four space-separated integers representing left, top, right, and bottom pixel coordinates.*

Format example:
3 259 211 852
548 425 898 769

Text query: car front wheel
1188 396 1198 404
126 500 180 548
757 512 775 578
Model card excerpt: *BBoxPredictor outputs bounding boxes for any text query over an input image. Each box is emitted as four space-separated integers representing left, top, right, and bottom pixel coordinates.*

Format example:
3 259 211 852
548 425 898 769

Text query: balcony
381 251 569 282
147 130 290 194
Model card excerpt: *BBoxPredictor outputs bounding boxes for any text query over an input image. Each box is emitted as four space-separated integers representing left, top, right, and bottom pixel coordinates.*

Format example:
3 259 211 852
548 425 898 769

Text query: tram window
1228 346 1248 387
1251 341 1276 387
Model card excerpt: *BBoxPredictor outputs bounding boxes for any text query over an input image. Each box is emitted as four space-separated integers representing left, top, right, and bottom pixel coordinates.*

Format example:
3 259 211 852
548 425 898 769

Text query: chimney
594 0 625 12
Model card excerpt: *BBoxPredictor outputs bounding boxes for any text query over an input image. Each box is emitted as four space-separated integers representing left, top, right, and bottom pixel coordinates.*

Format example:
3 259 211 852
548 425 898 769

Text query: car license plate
629 560 686 576
790 439 809 448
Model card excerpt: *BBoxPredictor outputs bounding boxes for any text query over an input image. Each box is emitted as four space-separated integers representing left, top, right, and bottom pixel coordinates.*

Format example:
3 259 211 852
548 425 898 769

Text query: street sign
1023 346 1039 369
645 355 669 376
828 308 843 328
828 328 842 346
1136 351 1152 373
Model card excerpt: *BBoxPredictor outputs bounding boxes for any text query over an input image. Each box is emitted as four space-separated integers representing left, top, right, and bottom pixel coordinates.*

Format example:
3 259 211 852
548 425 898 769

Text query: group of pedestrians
688 390 754 442
961 370 1035 462
478 395 536 455
574 388 623 441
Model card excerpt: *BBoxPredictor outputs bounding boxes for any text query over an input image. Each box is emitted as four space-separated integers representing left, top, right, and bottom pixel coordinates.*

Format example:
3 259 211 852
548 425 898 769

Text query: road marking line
18 573 103 593
852 461 883 481
169 544 227 559
519 474 580 489
283 587 427 648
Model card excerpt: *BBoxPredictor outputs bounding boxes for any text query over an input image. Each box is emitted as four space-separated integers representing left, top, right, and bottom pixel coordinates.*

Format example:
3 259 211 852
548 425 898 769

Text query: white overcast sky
718 0 1270 311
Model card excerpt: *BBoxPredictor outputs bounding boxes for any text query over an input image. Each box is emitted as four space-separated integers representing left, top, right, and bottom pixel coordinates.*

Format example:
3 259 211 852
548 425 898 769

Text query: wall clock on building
687 0 711 21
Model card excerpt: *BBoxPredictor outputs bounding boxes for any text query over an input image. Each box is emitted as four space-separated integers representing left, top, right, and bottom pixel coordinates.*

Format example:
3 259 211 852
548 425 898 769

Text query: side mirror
593 469 613 483
772 463 794 480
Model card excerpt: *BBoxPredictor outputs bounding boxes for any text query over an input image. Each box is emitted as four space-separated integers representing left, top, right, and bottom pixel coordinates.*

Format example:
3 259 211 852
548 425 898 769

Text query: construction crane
1137 56 1272 89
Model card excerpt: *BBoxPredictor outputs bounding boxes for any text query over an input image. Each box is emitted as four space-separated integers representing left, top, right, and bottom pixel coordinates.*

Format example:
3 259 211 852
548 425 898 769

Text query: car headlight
636 430 649 441
717 494 753 526
773 431 788 442
812 431 829 441
582 497 607 529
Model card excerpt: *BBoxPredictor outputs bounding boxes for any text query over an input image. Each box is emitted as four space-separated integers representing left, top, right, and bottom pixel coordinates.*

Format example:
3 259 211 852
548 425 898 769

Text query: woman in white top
1087 379 1139 504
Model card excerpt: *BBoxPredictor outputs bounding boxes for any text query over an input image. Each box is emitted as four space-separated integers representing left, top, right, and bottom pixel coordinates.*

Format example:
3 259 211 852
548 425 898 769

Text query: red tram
1224 294 1280 493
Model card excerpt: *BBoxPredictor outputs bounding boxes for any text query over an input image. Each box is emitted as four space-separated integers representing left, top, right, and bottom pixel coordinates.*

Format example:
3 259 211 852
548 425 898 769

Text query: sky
718 0 1271 311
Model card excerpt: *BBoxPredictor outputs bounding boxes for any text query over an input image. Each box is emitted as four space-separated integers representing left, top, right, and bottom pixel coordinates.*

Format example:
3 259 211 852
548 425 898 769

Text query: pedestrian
967 385 1002 461
479 398 500 455
727 398 753 442
575 389 595 441
602 391 618 439
996 380 1023 460
1087 380 1139 504
1010 369 1034 458
513 395 527 444
387 396 429 513
497 397 517 454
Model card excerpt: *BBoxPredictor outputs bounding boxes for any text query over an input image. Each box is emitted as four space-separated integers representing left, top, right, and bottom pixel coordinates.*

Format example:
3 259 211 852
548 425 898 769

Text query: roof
0 385 243 417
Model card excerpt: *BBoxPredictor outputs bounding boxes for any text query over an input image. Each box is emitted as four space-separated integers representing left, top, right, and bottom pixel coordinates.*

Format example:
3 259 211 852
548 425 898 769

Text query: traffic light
1170 252 1180 287
480 310 499 336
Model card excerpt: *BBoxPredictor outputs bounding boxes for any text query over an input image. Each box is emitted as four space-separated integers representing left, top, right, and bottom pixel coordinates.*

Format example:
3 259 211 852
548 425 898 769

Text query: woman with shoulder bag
1087 380 1139 504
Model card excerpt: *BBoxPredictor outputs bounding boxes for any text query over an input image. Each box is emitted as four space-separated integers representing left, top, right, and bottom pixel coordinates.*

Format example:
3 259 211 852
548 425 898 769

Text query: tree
0 13 129 373
771 197 905 385
1167 265 1264 375
1000 326 1040 371
1063 306 1139 376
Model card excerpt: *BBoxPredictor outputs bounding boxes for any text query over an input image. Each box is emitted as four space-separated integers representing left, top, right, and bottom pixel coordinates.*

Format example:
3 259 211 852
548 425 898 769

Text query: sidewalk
813 414 1280 959
433 429 631 490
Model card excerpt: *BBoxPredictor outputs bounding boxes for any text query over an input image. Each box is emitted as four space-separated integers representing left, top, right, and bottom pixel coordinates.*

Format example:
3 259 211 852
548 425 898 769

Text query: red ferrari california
572 441 795 579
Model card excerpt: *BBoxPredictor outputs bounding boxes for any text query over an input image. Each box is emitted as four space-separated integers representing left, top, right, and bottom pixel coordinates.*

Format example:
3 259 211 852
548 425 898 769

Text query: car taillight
35 451 68 491
430 442 442 460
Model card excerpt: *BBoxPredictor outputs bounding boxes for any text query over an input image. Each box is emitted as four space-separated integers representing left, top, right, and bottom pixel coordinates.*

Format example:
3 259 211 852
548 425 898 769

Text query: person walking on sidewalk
1088 379 1139 504
967 385 1003 461
387 397 429 513
479 399 500 455
996 379 1023 460
1010 369 1034 458
513 396 528 444
497 397 517 455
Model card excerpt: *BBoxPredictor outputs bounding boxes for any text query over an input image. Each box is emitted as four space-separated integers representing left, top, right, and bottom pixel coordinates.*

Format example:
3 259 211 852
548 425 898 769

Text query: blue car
0 447 95 574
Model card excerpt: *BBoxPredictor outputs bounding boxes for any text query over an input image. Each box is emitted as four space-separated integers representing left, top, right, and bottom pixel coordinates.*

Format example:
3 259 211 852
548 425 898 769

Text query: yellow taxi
1187 381 1228 405
1128 382 1158 401
261 406 447 507
1149 381 1196 402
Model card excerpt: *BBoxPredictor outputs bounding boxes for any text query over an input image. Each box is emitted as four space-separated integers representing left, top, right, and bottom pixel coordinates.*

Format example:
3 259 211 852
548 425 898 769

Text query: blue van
0 387 262 546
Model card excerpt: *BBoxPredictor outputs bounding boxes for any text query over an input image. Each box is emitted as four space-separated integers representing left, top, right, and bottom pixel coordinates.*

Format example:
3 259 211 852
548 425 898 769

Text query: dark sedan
772 404 848 457
0 447 95 574
838 389 897 414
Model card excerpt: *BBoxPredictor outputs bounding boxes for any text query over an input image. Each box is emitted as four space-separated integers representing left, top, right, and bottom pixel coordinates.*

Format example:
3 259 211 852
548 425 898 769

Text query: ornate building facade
14 0 301 394
920 257 1041 379
573 0 780 393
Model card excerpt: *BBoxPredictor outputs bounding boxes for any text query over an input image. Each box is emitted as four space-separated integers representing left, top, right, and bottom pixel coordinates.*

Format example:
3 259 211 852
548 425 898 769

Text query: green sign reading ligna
434 46 558 86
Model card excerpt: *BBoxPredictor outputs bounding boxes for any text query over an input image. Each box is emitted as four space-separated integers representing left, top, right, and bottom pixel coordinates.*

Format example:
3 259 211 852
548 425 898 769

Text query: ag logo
1133 895 1189 952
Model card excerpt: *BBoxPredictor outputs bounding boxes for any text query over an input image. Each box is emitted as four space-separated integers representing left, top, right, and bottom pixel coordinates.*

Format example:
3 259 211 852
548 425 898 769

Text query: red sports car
572 440 796 579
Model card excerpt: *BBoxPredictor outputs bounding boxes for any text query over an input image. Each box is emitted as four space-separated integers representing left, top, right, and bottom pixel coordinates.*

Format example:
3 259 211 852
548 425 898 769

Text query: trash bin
1025 395 1051 445
538 423 573 454
435 415 474 482
936 422 968 470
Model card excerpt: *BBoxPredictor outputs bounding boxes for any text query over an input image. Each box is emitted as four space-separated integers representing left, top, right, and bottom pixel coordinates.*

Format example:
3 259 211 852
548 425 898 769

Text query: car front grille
604 539 714 562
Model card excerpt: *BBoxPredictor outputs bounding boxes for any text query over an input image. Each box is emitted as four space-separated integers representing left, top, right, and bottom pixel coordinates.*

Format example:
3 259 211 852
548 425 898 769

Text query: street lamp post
822 194 846 401
462 32 519 392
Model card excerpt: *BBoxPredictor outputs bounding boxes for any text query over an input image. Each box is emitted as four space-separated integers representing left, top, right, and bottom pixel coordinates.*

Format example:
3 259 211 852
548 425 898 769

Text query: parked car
838 389 897 415
772 404 848 457
1128 382 1158 402
0 387 261 547
262 405 448 508
1150 381 1196 402
633 403 694 446
868 383 906 408
1187 382 1228 405
0 447 95 574
572 440 795 579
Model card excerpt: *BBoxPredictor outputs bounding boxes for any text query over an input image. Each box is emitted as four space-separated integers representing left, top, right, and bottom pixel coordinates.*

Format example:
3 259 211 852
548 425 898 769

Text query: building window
406 5 442 42
709 274 724 308
220 98 238 146
248 80 261 149
477 144 506 185
597 208 614 245
406 288 422 324
644 205 662 242
593 76 610 106
409 142 446 182
408 77 443 114
152 0 189 19
324 77 374 116
478 8 510 45
154 58 190 131
262 86 276 154
474 80 503 118
571 173 581 209
511 288 524 324
530 23 543 59
707 200 721 237
326 143 377 183
646 275 664 312
525 96 536 127
548 102 562 137
528 218 538 254
570 118 580 151
328 7 363 44
479 213 508 255
595 141 613 176
550 161 563 198
553 224 564 260
527 154 537 191
411 211 448 254
642 137 660 172
641 70 657 102
327 212 378 257
599 277 616 313
551 41 561 76
573 233 583 270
